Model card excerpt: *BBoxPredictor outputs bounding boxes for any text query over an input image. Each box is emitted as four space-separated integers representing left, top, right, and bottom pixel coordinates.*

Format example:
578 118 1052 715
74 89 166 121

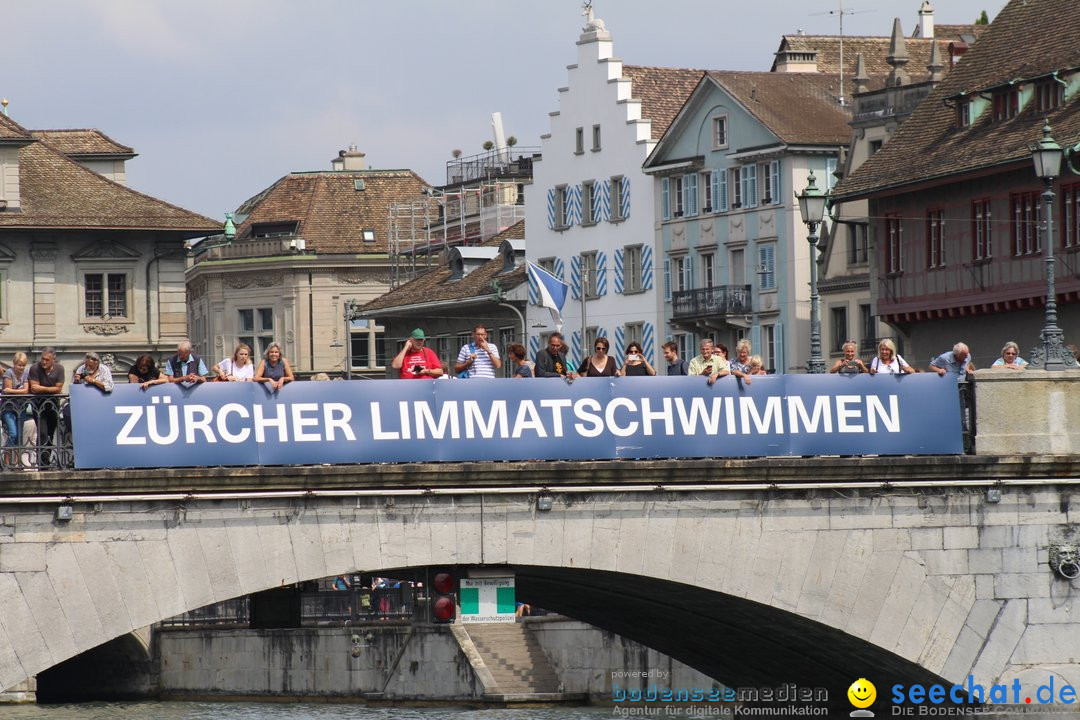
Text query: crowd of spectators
1 329 1068 469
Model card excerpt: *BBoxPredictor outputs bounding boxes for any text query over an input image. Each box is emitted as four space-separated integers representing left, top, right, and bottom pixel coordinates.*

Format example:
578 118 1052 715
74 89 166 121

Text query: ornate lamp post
1028 123 1077 370
797 171 828 374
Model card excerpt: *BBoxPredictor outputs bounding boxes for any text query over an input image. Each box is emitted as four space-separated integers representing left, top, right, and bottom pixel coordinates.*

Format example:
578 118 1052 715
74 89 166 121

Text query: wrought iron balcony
671 285 753 321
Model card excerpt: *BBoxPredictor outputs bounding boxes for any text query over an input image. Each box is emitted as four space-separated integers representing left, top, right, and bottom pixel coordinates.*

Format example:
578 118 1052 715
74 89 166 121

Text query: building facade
186 150 431 377
832 0 1080 368
524 11 701 370
0 113 219 374
643 73 850 372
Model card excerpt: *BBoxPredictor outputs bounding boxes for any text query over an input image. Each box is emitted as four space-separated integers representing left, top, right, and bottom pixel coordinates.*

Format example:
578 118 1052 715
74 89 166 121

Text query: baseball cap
411 328 426 340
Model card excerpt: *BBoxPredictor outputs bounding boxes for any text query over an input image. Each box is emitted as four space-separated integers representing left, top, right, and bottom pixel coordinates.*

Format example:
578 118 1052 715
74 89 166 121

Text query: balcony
192 236 304 264
671 285 752 321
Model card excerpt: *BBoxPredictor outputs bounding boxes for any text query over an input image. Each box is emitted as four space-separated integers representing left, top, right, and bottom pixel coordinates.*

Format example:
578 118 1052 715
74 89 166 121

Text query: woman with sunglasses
577 337 618 377
618 342 656 376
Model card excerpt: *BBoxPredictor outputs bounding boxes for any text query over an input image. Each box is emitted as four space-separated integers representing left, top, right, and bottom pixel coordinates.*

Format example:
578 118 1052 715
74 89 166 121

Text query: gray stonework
975 369 1080 455
0 477 1078 703
154 618 714 701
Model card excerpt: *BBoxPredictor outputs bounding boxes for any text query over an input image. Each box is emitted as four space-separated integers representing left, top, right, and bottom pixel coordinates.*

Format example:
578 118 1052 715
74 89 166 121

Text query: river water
4 702 615 720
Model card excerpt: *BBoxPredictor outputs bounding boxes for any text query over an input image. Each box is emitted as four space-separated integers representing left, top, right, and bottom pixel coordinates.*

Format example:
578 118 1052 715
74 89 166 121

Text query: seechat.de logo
848 678 876 717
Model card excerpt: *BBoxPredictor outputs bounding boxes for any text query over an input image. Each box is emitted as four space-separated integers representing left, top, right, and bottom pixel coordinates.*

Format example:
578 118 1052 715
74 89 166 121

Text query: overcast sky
6 0 1003 220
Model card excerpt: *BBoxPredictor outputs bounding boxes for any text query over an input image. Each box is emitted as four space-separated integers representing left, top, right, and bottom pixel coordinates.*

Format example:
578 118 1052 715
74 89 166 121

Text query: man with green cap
391 328 444 379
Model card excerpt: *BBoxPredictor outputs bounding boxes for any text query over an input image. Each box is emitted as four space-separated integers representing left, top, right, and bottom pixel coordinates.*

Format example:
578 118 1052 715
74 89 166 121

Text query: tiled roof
707 72 853 146
623 66 707 140
0 114 32 141
834 0 1080 200
30 129 135 157
233 169 431 254
360 220 526 313
772 29 980 81
0 140 221 231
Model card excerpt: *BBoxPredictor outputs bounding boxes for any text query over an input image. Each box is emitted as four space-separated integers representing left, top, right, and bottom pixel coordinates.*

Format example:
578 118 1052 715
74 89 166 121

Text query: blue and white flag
527 261 569 332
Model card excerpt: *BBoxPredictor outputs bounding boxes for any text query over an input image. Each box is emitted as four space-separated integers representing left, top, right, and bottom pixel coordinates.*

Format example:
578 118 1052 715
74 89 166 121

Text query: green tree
975 10 989 25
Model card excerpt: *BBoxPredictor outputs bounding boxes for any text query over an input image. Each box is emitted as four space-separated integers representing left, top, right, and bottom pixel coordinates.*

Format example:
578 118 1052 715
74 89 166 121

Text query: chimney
887 18 911 87
331 144 366 171
917 1 935 39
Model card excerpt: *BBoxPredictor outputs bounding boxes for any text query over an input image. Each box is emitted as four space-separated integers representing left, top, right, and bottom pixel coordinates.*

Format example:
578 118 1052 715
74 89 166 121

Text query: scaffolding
388 148 537 288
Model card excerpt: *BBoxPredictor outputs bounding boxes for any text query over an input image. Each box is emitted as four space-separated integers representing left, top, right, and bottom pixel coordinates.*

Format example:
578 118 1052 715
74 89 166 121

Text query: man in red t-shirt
391 328 445 379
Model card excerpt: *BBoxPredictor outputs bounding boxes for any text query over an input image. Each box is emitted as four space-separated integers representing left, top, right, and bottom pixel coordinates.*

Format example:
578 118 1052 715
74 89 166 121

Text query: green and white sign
459 577 516 623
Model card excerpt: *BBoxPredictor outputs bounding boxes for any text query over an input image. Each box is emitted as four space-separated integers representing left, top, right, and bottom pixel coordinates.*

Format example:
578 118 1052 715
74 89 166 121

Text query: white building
525 10 701 369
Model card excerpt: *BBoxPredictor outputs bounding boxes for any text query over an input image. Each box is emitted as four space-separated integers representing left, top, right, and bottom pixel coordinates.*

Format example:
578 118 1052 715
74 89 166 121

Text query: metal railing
671 285 752 320
159 587 415 628
445 148 539 186
0 395 73 471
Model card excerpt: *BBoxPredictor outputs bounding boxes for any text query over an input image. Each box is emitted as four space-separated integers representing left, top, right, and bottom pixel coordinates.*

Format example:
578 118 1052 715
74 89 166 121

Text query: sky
5 0 1004 221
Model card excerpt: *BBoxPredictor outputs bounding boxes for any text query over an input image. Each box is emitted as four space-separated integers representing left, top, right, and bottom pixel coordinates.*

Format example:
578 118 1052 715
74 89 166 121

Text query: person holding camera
392 328 444 380
72 352 114 393
618 342 655 377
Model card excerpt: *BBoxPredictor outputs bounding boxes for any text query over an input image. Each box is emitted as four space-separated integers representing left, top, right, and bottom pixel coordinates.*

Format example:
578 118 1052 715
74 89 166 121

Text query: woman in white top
869 338 911 374
213 343 255 381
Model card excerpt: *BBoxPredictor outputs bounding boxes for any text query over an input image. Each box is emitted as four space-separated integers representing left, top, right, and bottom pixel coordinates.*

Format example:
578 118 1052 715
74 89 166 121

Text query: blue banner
69 374 963 469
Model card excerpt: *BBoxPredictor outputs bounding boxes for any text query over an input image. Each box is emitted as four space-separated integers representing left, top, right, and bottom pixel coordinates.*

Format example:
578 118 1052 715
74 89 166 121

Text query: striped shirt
456 342 501 379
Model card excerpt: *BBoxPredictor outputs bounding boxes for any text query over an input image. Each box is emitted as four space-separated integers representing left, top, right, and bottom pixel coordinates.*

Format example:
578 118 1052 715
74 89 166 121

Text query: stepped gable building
831 0 1080 367
358 219 526 376
186 148 431 377
0 111 219 373
643 70 852 372
524 6 703 371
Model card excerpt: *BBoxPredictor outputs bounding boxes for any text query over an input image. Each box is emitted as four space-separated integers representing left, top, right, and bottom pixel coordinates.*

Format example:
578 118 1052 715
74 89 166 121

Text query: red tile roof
360 220 526 313
233 170 431 254
30 129 135 157
834 0 1080 200
0 114 32 141
0 140 220 231
707 72 853 145
772 26 983 80
623 66 707 140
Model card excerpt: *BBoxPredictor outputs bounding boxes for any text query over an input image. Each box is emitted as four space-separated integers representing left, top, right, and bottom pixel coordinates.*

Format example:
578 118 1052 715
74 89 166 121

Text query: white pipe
0 476 1076 506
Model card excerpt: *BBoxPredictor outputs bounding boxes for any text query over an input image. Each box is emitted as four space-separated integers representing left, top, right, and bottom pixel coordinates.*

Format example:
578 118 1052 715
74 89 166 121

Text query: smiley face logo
848 678 876 709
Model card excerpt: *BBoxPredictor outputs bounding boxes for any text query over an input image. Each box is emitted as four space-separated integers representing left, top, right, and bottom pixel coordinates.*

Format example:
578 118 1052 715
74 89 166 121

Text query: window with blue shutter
686 173 699 216
759 244 775 290
663 259 671 301
547 188 556 230
718 170 728 212
661 178 670 221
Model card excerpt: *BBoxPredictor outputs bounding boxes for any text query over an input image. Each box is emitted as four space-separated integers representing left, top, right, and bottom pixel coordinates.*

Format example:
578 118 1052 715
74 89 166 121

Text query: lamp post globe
1028 122 1076 370
797 171 828 374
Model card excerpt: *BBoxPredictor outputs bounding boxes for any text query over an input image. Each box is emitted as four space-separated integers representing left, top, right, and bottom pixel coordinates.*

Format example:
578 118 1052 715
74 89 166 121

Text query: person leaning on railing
1 352 29 467
127 354 168 390
72 352 114 393
28 347 64 467
254 342 294 392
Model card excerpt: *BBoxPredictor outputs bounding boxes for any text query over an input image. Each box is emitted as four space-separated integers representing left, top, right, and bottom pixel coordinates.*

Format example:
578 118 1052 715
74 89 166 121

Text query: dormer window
1036 80 1065 112
992 88 1019 121
449 255 464 281
250 221 297 238
956 100 971 128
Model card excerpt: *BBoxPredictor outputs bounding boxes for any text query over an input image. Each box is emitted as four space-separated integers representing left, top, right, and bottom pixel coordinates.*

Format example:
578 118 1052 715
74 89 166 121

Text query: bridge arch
0 484 1051 705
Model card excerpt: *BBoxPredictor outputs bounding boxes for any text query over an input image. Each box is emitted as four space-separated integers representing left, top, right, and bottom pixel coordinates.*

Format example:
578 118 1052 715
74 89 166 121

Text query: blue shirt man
166 339 209 386
930 343 974 382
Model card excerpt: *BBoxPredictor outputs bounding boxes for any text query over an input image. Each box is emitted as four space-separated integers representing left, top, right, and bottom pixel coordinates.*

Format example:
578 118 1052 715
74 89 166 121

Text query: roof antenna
811 1 872 106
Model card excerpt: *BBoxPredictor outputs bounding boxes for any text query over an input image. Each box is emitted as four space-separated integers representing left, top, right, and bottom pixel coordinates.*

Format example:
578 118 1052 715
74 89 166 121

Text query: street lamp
1028 122 1077 370
797 170 829 374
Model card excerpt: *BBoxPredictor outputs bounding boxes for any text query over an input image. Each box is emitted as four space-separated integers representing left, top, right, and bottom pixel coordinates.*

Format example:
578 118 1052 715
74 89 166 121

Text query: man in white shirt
454 325 502 379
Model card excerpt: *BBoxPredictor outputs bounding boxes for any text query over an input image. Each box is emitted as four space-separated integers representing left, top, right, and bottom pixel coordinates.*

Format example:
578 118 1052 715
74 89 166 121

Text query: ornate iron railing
0 395 73 471
671 285 753 320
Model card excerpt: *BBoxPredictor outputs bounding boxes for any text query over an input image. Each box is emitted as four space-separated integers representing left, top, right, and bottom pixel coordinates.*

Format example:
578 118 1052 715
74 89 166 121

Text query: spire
886 18 910 87
853 53 869 94
927 40 945 82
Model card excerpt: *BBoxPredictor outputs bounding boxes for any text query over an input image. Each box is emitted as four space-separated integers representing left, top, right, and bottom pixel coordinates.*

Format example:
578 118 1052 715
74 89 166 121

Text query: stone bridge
1 455 1080 708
